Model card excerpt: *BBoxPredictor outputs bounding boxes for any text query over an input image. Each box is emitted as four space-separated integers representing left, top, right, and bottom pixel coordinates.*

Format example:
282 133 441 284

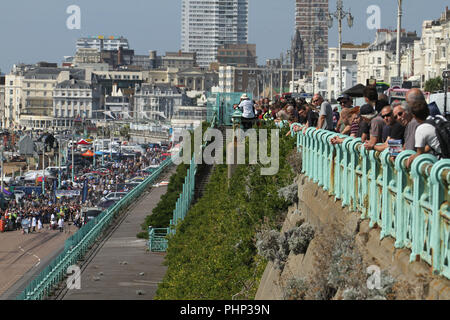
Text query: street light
396 0 403 78
328 0 354 95
443 69 450 117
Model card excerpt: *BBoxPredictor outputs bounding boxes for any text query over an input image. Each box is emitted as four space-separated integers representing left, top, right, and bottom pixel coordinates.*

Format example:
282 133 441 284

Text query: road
62 168 174 300
0 223 76 299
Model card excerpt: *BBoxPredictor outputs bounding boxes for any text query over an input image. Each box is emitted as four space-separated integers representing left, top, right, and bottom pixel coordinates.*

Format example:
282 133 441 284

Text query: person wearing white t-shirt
406 100 442 168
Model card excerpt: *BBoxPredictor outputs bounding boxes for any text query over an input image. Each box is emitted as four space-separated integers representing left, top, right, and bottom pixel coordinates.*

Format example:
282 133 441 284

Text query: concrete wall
255 174 450 300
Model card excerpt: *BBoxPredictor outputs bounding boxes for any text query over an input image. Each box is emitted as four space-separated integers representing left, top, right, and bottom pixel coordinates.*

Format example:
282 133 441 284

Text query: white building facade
413 8 450 86
134 84 189 122
76 36 129 51
53 79 101 129
181 0 248 67
357 29 419 85
328 45 367 100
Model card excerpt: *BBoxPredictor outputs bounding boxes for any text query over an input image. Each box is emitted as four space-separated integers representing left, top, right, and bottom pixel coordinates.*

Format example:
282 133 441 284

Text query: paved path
63 169 174 300
0 223 76 298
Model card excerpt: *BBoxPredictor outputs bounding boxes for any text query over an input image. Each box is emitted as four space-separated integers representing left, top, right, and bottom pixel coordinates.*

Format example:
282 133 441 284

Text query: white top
31 217 36 227
415 117 442 155
239 100 255 119
58 218 64 228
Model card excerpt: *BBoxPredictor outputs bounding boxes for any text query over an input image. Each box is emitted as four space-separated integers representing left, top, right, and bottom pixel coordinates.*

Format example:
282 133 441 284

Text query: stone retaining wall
255 174 450 300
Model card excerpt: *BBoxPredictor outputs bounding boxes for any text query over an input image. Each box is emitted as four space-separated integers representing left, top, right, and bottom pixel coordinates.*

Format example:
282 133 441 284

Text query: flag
53 180 57 203
82 179 88 203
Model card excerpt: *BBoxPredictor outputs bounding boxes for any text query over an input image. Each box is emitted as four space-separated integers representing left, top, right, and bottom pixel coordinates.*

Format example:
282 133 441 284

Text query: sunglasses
394 111 404 119
381 112 393 119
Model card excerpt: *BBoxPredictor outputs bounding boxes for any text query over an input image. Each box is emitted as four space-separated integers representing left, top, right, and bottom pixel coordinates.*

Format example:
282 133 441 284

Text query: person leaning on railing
406 100 443 169
372 105 405 153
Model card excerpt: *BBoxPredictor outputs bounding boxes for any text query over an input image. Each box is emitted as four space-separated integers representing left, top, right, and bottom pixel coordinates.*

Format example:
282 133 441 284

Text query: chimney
118 46 123 66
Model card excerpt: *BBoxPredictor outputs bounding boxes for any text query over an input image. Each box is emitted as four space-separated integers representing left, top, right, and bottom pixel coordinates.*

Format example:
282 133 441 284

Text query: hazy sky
0 0 447 72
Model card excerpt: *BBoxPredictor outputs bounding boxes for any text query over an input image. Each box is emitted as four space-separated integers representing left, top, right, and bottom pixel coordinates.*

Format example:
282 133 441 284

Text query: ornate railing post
393 150 415 248
430 160 450 276
410 154 437 262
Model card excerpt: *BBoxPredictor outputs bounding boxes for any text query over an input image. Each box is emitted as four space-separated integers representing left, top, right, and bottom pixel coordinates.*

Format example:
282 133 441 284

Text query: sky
0 0 447 73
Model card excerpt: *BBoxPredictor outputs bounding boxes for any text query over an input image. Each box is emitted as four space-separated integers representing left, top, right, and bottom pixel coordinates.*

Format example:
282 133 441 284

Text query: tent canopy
77 139 91 145
82 150 94 157
342 83 366 98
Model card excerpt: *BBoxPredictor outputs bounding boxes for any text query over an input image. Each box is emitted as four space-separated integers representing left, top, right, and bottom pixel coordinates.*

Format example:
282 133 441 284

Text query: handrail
149 113 218 251
16 158 173 300
293 124 450 279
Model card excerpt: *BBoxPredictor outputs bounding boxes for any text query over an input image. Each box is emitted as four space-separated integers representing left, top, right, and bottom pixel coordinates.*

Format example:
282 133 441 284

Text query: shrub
256 223 315 271
277 183 298 205
283 276 309 300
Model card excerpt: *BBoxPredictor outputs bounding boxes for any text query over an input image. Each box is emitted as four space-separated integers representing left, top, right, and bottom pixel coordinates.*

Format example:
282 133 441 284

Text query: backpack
425 116 450 159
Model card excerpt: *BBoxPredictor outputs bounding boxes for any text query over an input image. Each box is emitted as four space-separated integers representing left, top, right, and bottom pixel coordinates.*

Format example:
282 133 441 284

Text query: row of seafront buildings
0 3 449 132
303 6 450 100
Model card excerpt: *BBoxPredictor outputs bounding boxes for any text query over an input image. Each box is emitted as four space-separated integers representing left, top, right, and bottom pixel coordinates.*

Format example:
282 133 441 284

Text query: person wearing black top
374 106 406 152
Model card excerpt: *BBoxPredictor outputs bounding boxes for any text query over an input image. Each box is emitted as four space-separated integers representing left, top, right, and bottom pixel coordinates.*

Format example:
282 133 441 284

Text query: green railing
16 158 173 300
149 114 217 251
292 123 450 279
206 92 252 126
148 228 170 252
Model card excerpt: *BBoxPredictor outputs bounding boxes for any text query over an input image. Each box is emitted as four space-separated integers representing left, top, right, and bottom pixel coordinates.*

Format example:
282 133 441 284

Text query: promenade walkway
0 224 76 298
62 168 175 300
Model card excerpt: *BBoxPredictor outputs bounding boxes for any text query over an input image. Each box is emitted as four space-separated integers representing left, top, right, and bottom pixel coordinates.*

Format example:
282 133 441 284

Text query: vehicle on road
98 199 117 210
81 207 103 222
100 192 128 202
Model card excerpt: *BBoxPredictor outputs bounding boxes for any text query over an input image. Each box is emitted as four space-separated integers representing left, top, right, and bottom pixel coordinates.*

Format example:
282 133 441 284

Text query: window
352 54 357 60
378 57 382 64
10 81 13 86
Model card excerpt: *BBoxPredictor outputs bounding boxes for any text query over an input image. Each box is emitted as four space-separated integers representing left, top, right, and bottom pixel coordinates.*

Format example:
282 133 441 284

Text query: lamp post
396 0 403 78
71 129 75 183
42 144 45 196
0 146 3 194
58 136 61 188
443 70 450 117
328 0 354 95
280 53 284 96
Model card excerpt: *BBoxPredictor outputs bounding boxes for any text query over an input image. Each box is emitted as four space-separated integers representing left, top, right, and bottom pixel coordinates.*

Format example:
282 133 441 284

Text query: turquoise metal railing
148 228 170 252
149 114 218 251
206 92 252 126
16 158 173 300
292 123 450 279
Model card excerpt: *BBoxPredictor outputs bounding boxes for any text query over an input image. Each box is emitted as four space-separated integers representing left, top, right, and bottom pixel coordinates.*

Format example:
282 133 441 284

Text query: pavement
62 168 175 300
0 222 77 299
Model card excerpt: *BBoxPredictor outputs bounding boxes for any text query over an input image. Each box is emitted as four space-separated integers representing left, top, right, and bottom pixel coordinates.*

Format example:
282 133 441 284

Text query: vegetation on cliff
155 126 296 299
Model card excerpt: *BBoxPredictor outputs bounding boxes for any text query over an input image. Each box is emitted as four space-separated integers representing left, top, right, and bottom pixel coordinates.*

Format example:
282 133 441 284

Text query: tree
424 77 443 93
119 124 130 140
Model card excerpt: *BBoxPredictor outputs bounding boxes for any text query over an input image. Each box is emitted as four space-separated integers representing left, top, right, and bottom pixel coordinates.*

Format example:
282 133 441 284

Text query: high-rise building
295 0 329 72
181 0 248 68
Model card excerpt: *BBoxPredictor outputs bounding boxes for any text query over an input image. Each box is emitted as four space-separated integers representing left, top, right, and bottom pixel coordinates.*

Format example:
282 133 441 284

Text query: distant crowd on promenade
0 148 166 234
235 87 449 166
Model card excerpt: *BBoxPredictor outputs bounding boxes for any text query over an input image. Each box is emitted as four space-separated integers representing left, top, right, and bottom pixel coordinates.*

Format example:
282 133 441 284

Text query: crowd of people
0 146 166 234
236 87 449 165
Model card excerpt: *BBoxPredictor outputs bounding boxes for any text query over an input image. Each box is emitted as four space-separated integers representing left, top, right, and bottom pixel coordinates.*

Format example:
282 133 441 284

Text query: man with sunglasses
393 102 419 151
374 106 405 152
380 106 404 143
312 94 333 131
337 94 354 109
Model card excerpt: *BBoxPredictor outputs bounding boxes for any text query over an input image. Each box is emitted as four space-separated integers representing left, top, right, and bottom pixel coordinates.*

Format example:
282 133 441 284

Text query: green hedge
138 122 212 238
155 125 296 299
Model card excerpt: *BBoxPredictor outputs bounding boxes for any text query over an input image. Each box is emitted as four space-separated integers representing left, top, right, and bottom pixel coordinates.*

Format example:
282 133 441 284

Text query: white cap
240 94 249 100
